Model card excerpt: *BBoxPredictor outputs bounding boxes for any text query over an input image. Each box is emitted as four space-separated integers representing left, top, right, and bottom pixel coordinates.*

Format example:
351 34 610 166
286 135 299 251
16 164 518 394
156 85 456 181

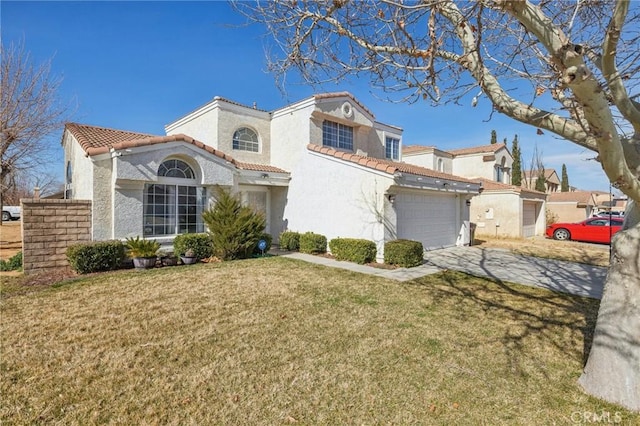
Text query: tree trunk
579 203 640 411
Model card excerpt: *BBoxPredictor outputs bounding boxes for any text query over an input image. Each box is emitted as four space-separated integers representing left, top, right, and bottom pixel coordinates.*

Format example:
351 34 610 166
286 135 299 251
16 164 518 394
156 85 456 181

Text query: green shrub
279 231 300 251
0 251 22 271
173 233 214 260
329 238 377 264
202 186 266 260
299 232 327 254
125 236 160 258
384 239 424 267
253 232 272 255
67 241 126 274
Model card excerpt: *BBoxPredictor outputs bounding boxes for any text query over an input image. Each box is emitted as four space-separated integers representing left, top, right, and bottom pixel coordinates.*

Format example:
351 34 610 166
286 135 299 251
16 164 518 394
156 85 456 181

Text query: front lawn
1 257 637 424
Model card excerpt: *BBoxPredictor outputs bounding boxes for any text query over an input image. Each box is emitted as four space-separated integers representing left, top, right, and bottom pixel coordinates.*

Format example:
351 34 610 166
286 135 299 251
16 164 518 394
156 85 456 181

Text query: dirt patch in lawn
0 221 21 260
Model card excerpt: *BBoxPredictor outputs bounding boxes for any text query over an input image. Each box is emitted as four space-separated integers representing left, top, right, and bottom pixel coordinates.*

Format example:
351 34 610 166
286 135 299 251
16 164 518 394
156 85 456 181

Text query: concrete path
282 246 607 299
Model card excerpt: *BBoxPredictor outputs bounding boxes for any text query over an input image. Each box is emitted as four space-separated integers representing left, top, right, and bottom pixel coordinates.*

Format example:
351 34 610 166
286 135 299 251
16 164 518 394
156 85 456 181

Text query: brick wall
21 199 91 274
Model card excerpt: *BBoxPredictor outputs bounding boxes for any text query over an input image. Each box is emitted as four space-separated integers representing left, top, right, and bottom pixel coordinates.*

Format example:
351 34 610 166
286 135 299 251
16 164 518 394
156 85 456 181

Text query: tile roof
474 178 546 196
307 144 479 184
447 143 507 156
65 123 287 174
548 191 595 204
402 145 436 154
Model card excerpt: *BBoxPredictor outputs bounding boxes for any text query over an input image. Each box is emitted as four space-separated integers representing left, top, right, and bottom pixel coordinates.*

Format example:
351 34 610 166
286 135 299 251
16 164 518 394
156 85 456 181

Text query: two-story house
62 92 481 260
403 143 547 238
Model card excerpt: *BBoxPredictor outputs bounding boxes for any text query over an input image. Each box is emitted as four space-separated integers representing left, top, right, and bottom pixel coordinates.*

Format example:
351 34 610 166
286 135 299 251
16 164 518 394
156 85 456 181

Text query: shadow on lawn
415 248 602 368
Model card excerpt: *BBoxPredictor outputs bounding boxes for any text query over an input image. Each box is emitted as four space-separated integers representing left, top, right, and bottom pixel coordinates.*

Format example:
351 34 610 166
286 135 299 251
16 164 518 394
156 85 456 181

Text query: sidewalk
282 246 607 299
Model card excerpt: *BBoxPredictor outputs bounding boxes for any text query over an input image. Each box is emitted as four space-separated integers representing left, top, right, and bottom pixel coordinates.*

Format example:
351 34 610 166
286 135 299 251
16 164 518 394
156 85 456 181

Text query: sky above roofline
2 1 616 192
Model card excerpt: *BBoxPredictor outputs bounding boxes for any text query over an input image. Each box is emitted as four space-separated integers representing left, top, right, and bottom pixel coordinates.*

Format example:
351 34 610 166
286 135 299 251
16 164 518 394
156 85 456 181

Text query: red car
546 217 624 244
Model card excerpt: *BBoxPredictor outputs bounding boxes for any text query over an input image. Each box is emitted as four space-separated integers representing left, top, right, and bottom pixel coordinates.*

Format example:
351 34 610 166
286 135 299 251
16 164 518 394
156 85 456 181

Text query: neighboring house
62 92 481 260
547 191 598 223
522 169 561 193
403 142 547 237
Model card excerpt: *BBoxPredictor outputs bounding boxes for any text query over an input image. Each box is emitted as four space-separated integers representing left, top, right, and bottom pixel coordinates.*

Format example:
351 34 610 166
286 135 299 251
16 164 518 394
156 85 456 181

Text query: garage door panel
396 192 457 250
523 202 537 238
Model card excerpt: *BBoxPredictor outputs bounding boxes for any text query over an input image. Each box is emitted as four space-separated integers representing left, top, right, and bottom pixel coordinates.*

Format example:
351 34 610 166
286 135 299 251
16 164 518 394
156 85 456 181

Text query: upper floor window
323 120 353 151
385 137 400 161
233 127 259 152
158 159 195 179
437 158 444 172
495 157 507 183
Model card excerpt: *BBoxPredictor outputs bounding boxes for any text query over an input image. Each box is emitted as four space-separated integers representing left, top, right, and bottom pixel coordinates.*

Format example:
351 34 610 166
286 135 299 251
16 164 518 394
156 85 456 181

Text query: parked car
2 206 21 221
546 217 623 244
594 211 624 218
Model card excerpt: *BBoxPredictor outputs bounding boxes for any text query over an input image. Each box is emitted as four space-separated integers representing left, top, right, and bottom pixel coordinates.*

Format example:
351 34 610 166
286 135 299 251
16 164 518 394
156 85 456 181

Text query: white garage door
523 202 537 237
396 192 458 250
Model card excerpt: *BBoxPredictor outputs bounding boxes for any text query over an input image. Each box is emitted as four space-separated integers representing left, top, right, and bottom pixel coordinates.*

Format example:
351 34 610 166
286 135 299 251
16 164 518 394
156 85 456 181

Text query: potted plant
180 248 197 265
125 236 160 269
159 250 178 267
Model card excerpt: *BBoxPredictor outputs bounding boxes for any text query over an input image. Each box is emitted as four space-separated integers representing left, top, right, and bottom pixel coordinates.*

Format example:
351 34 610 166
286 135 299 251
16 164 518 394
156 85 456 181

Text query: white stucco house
62 92 482 260
403 143 547 238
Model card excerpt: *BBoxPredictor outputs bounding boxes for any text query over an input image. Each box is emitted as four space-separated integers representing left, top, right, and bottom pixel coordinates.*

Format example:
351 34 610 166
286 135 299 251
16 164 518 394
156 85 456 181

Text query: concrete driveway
284 246 607 299
421 246 607 299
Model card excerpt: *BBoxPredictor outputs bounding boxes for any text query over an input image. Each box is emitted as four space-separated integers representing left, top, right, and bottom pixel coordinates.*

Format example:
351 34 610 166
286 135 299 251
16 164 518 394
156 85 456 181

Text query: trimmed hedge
173 233 214 260
299 232 327 254
329 238 377 264
67 240 126 274
384 239 424 267
253 232 273 255
279 231 300 251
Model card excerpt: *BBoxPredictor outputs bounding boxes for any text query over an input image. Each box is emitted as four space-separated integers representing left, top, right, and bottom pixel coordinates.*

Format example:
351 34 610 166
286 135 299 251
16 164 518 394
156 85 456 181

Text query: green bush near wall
279 231 300 251
0 251 22 272
384 239 424 268
329 238 377 264
66 241 126 274
173 233 214 259
299 232 327 254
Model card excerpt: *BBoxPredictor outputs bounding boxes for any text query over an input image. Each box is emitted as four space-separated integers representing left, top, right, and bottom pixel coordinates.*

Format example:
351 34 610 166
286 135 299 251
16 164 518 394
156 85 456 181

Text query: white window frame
385 136 400 161
232 127 260 153
322 120 353 151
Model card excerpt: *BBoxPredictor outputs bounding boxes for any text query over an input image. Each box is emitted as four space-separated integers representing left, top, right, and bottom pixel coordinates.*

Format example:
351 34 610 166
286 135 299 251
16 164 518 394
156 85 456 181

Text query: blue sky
3 1 612 192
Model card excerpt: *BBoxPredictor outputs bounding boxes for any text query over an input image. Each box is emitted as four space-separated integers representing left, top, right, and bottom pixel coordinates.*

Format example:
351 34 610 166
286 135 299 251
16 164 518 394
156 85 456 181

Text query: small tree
561 164 570 192
511 135 522 186
535 167 547 192
202 186 266 261
490 129 497 144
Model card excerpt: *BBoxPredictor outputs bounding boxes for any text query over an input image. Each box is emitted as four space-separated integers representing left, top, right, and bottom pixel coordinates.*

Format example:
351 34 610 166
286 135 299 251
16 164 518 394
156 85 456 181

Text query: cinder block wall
21 199 92 274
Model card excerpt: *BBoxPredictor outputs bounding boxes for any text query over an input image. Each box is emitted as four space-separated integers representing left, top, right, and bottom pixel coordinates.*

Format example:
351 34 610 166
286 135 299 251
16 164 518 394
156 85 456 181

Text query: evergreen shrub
384 239 424 267
329 238 377 264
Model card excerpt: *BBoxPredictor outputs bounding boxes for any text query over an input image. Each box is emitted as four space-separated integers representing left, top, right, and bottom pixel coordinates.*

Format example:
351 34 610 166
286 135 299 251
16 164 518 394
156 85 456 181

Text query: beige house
403 143 547 238
522 169 561 193
547 191 598 223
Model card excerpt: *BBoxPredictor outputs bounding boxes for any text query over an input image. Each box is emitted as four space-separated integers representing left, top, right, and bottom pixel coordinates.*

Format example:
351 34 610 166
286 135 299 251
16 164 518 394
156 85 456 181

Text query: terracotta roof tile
447 143 507 156
65 123 288 175
474 178 546 196
548 191 596 204
307 144 479 184
403 145 436 154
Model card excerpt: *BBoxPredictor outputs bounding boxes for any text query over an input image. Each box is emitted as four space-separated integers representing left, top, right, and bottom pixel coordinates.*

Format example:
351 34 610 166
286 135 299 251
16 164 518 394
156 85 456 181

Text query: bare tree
1 41 70 211
234 0 640 410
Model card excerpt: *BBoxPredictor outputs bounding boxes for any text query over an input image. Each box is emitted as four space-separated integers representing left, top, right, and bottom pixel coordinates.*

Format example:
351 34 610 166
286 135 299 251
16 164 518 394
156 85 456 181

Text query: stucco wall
452 148 512 183
215 108 271 165
283 150 394 260
21 199 91 274
165 106 220 148
470 192 522 238
271 101 316 172
63 132 94 200
548 202 590 223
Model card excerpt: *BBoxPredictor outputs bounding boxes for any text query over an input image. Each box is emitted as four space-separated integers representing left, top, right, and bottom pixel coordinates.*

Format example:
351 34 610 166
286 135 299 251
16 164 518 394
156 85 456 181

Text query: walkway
283 246 607 299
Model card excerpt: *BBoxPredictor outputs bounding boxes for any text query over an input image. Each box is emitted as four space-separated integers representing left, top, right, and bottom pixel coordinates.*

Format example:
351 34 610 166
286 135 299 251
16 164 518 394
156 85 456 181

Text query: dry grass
0 221 21 260
475 236 611 267
2 257 637 425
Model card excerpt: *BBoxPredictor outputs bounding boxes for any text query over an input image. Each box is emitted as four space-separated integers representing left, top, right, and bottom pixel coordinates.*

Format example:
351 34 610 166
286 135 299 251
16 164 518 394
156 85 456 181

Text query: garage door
523 202 537 237
396 192 458 250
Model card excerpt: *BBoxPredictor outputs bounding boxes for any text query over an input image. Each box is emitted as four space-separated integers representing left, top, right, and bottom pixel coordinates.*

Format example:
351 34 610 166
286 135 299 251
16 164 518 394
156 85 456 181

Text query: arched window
437 158 444 172
158 159 195 179
66 161 73 184
232 127 259 152
143 158 204 237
